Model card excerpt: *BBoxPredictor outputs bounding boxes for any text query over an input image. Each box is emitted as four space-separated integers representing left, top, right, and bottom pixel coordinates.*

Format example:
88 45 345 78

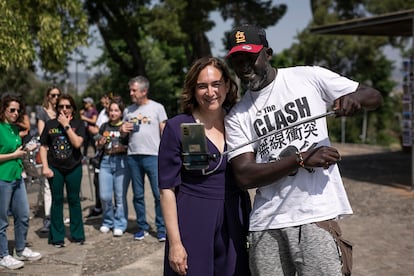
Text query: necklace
250 68 276 116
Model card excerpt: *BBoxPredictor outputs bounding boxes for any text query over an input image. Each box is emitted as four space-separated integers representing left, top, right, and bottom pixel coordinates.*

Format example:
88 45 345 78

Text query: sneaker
100 226 110 233
133 230 149 240
40 218 50 233
72 239 85 245
0 255 24 270
52 241 65 248
14 247 42 261
157 232 166 242
86 208 102 218
113 229 123 237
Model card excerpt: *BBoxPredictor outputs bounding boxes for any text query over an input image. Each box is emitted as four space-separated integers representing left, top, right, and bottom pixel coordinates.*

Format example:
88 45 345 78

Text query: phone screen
180 123 209 170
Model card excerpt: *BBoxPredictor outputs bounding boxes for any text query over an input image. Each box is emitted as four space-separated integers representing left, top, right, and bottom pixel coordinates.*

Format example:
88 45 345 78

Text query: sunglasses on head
50 93 60 98
58 104 72 109
7 108 20 113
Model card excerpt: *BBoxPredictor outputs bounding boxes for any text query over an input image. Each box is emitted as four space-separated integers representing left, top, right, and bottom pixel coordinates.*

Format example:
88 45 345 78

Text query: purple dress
159 114 251 276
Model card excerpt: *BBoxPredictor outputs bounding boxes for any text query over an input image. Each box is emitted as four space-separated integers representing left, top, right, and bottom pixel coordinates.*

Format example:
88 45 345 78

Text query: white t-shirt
96 109 109 128
225 66 358 231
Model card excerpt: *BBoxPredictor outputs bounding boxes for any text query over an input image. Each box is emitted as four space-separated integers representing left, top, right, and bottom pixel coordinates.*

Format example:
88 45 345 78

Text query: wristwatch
64 124 71 131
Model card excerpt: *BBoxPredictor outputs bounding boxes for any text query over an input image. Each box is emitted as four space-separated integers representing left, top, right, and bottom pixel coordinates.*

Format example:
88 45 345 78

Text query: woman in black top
39 94 86 247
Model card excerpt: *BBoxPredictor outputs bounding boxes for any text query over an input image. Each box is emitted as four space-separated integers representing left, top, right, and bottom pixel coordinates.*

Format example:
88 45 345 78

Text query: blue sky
207 0 312 56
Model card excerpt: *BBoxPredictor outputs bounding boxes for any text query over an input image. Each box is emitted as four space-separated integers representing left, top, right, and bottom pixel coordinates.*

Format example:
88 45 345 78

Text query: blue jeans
99 155 128 231
0 178 29 257
126 155 165 234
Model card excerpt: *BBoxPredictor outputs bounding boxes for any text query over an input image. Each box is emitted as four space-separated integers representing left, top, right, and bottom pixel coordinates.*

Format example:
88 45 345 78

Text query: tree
277 0 414 145
0 0 88 73
83 0 287 115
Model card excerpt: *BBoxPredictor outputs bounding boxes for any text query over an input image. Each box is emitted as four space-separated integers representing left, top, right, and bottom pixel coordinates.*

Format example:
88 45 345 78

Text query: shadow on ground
338 150 411 188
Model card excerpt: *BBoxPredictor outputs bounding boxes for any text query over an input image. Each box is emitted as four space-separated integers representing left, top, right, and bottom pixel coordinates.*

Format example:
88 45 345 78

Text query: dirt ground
4 143 414 275
334 143 414 276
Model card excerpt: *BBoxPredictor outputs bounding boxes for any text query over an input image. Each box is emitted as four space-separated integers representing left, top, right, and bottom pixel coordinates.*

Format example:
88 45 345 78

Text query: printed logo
235 31 246 44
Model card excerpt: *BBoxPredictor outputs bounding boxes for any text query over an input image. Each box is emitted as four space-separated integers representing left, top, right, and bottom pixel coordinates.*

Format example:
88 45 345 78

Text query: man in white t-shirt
225 24 383 276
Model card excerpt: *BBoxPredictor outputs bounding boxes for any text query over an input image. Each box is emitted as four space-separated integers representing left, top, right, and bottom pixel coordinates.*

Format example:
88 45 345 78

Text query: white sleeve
224 110 255 161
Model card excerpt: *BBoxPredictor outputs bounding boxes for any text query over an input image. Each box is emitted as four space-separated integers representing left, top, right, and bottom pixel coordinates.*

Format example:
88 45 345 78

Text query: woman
0 94 42 270
80 97 98 156
38 86 61 135
39 94 86 247
96 97 128 237
37 85 61 233
159 57 251 276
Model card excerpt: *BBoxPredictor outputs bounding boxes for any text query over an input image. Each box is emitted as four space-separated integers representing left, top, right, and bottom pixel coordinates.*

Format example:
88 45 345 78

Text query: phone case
180 123 209 170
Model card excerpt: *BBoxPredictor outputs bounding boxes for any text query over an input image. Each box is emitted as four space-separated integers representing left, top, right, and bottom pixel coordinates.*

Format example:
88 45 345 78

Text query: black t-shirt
40 118 85 172
99 121 129 152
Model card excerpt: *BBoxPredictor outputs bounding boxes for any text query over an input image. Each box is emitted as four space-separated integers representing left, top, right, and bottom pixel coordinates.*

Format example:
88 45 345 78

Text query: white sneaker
0 255 24 270
113 229 123 237
15 247 42 261
100 225 110 233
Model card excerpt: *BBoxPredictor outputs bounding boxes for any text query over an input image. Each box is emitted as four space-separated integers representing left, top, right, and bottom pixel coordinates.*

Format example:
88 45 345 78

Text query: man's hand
303 146 341 169
333 92 361 117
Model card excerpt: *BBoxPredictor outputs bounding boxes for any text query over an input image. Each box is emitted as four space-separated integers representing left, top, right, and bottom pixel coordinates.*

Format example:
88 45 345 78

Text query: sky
207 0 312 57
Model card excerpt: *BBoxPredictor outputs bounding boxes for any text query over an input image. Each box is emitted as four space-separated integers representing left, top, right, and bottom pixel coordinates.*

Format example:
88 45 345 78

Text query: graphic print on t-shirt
253 96 319 161
52 135 72 159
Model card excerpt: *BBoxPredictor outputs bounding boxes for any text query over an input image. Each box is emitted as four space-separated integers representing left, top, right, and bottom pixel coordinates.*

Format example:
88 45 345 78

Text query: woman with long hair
0 94 42 270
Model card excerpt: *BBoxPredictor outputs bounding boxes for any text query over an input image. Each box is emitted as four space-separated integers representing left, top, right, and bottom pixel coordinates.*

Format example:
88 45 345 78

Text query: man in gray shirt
120 76 167 242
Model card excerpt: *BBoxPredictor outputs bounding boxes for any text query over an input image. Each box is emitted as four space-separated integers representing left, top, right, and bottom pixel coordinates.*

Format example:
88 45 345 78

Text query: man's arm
231 146 342 190
333 83 383 116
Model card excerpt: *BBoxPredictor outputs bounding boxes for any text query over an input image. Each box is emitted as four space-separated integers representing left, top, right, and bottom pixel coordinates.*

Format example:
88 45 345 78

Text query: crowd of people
0 24 384 275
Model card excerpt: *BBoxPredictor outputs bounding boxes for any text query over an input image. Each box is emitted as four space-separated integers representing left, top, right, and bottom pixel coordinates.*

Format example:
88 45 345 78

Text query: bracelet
296 151 305 168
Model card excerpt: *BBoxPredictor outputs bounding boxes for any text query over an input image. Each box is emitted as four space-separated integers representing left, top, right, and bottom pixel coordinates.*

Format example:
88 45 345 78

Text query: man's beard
241 69 269 91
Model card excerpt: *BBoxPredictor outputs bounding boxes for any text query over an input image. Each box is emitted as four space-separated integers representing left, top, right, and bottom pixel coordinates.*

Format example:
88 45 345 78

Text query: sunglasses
58 104 72 109
50 94 60 98
7 108 20 113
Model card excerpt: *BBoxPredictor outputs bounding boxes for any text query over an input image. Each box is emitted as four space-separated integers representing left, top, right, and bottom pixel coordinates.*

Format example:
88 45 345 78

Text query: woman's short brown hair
181 57 238 114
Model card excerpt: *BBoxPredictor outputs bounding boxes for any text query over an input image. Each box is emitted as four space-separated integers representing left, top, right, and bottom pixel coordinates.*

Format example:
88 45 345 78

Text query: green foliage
83 0 287 116
0 0 88 73
273 0 409 145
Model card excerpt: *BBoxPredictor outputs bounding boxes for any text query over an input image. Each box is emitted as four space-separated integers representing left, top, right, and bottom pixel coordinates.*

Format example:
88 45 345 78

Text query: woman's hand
169 243 188 275
57 111 72 127
42 166 54 178
14 147 27 159
96 136 107 148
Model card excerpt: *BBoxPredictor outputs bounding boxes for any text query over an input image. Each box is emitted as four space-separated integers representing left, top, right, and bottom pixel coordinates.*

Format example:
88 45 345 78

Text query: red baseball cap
227 25 269 57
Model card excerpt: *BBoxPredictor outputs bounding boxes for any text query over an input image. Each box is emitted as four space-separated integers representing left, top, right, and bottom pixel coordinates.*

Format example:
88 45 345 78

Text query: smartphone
180 123 209 170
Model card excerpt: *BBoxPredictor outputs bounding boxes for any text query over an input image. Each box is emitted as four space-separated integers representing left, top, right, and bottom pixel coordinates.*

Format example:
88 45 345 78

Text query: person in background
96 94 110 128
80 97 98 156
120 76 167 242
17 112 30 139
96 97 128 237
85 93 111 219
39 94 86 248
0 94 42 270
37 85 61 233
225 24 383 276
159 57 251 276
